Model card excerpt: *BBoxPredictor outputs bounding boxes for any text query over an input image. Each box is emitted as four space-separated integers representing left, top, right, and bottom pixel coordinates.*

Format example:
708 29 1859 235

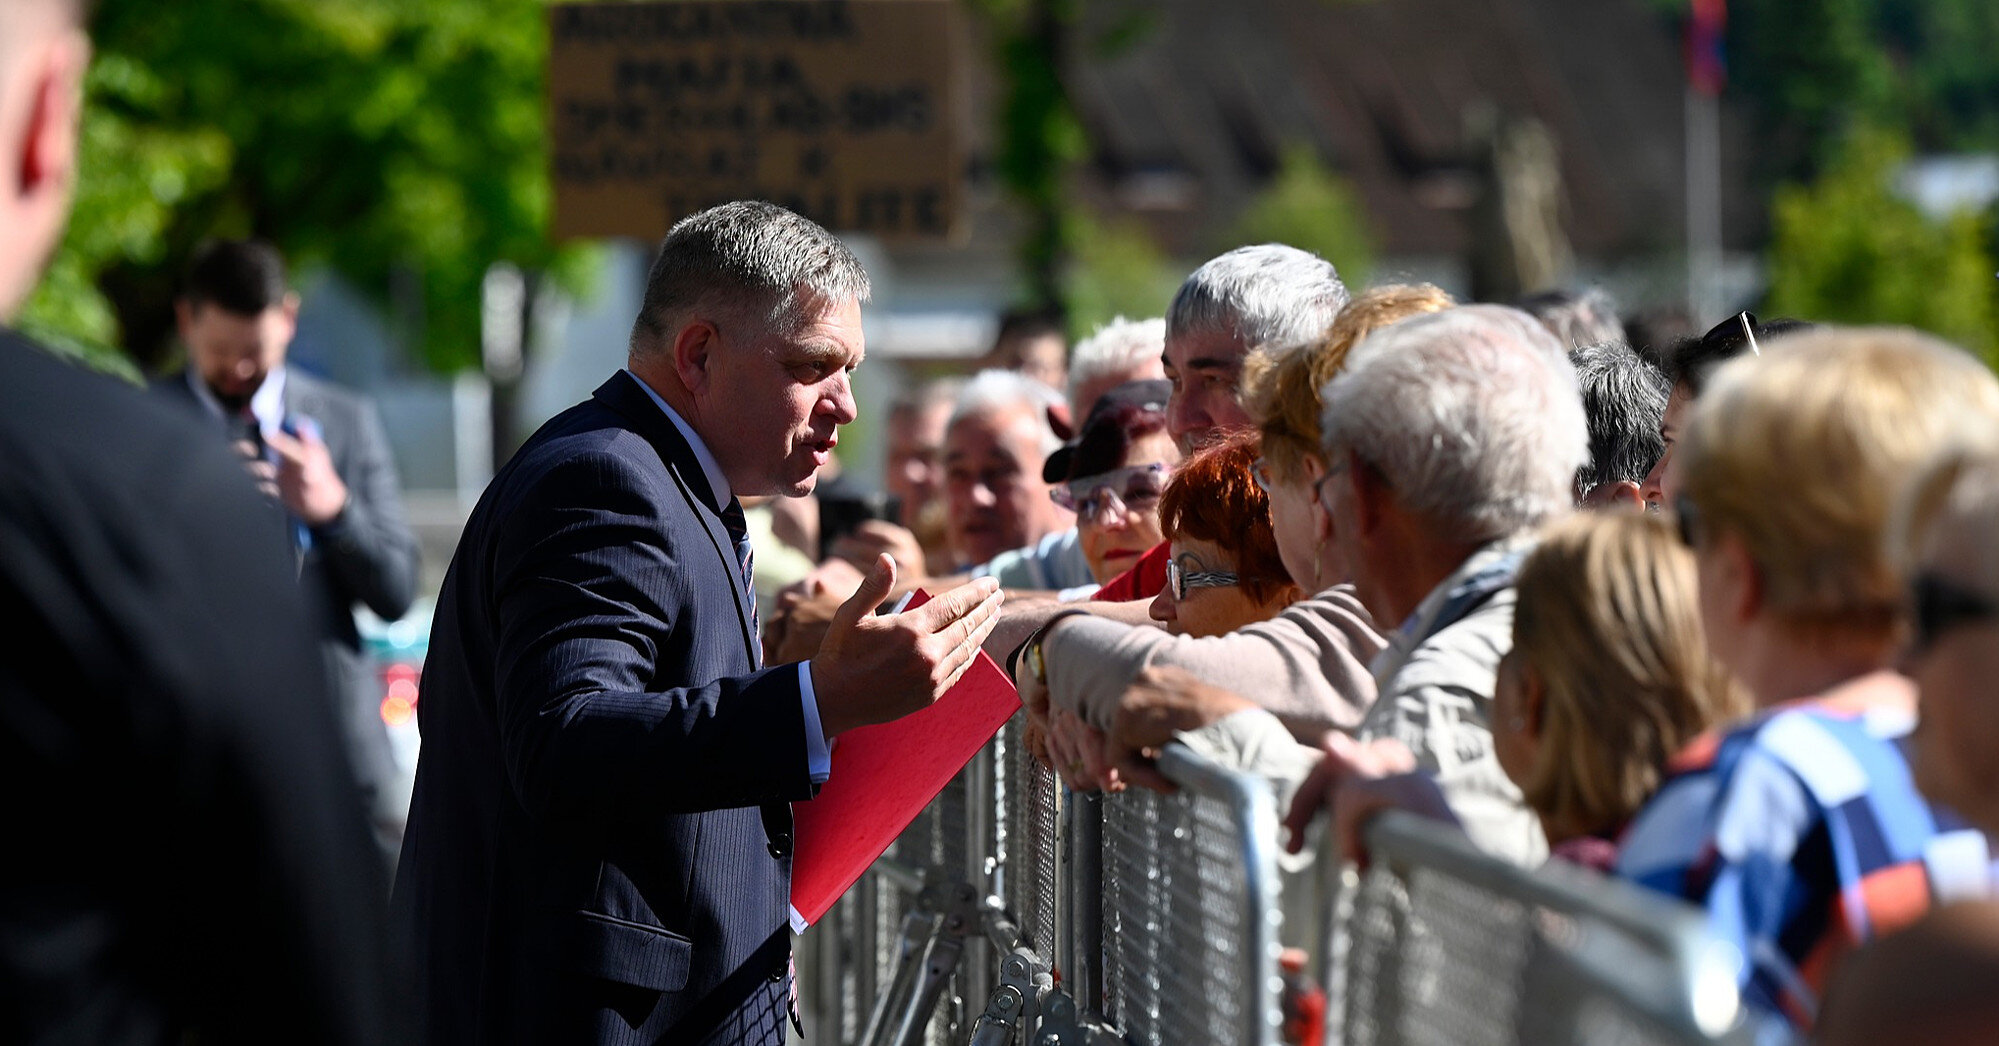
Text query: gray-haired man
397 201 1003 1045
1163 243 1349 450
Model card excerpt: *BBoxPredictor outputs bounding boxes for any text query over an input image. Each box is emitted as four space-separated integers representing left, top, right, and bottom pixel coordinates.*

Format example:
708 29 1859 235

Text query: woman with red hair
1148 432 1302 637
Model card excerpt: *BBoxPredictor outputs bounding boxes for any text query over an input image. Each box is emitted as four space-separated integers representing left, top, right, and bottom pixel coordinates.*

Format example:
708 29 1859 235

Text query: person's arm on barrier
1281 731 1417 855
1102 665 1257 794
1327 771 1461 869
1042 589 1383 743
1045 708 1113 792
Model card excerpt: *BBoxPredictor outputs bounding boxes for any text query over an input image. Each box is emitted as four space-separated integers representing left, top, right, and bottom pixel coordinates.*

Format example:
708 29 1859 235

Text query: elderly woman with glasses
1605 328 1999 1034
1049 386 1180 586
1147 432 1303 637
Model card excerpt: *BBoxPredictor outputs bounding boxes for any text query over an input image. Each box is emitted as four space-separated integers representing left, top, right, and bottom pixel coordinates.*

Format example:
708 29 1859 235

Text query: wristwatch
1010 608 1092 686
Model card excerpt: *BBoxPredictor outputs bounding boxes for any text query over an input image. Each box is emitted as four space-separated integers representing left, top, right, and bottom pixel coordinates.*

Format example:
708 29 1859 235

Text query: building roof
1064 0 1761 259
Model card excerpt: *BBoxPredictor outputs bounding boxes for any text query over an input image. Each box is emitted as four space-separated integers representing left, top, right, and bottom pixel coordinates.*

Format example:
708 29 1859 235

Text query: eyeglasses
1250 457 1275 494
1166 557 1240 601
1909 572 1999 654
1051 463 1173 519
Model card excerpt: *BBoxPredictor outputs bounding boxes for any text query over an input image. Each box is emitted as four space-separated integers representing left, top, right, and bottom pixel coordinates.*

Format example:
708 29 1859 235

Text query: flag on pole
1686 0 1727 96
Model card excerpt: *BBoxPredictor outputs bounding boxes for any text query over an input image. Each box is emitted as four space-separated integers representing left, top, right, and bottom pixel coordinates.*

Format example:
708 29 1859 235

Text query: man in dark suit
154 240 421 849
395 201 1004 1045
0 1 405 1041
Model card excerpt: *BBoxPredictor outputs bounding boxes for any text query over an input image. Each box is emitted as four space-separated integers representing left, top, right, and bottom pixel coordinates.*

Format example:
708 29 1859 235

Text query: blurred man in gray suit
155 239 421 849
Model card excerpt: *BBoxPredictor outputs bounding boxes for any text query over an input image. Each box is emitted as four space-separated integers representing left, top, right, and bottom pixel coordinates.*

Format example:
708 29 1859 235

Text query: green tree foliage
1765 127 1998 363
21 0 598 375
1646 0 1999 179
1226 144 1376 287
1064 214 1180 338
969 0 1089 317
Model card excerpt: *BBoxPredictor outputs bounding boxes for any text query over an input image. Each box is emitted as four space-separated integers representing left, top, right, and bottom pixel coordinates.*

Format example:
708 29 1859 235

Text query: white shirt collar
186 364 288 434
623 368 732 509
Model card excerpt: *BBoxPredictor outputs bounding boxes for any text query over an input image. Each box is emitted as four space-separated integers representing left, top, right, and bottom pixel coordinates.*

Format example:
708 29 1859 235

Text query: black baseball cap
1041 379 1172 483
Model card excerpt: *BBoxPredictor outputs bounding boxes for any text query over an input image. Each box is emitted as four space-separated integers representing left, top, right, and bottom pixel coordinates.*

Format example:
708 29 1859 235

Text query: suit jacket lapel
592 372 761 665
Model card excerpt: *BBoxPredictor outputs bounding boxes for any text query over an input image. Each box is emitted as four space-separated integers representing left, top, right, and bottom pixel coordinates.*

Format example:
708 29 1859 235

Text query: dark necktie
718 498 761 667
234 408 264 455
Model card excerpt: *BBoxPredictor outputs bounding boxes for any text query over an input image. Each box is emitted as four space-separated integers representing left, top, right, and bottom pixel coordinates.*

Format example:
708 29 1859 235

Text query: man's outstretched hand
809 554 1004 738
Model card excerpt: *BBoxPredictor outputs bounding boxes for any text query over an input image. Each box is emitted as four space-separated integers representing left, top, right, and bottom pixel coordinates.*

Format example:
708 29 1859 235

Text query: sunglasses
1166 557 1240 601
1698 310 1763 359
1909 572 1999 654
1051 463 1172 518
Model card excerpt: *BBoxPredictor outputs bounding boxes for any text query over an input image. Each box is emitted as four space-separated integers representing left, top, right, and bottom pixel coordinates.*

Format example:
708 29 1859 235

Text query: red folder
788 590 1021 931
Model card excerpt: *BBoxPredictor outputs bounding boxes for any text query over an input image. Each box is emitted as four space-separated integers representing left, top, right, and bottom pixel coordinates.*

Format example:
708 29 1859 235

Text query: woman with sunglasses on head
1608 328 1999 1035
1050 392 1180 586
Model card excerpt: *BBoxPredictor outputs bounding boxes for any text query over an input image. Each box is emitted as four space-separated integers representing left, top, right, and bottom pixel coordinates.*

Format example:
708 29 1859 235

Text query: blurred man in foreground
0 1 405 1041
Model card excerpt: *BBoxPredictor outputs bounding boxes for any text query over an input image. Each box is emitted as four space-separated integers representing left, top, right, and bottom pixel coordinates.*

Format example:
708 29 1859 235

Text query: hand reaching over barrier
1280 731 1418 855
1104 665 1255 794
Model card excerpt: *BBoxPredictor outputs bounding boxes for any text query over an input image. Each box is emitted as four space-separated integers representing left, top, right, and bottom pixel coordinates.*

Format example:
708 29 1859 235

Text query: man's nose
1640 454 1668 509
1168 397 1208 446
823 376 858 425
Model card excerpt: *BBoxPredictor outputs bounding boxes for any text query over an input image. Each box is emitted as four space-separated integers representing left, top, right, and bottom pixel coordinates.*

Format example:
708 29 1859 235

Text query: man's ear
18 30 88 201
670 319 722 396
274 291 301 343
1347 451 1389 540
1583 479 1645 512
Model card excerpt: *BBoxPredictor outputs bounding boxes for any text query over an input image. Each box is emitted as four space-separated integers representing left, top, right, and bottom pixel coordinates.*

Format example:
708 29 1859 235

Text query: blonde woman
1614 328 1999 1033
1491 512 1745 867
1329 512 1745 871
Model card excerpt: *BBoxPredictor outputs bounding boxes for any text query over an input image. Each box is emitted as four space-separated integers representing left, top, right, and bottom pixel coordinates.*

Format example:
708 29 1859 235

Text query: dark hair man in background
154 238 421 853
0 0 405 1042
1567 340 1668 509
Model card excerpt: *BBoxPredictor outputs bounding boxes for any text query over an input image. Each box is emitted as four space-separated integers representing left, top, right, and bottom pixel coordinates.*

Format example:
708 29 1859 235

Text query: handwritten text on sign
549 1 964 241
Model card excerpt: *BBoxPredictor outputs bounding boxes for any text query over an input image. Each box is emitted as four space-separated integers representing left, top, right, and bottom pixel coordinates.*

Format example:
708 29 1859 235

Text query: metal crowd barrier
1326 811 1755 1046
799 720 1757 1046
798 725 1282 1046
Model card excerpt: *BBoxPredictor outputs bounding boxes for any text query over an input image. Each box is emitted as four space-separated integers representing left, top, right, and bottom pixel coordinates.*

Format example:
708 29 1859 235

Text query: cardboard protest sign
549 0 966 241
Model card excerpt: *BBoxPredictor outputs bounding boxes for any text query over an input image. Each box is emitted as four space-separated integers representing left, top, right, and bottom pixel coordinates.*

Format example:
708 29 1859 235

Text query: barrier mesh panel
1000 716 1062 955
1099 786 1256 1045
1337 854 1726 1046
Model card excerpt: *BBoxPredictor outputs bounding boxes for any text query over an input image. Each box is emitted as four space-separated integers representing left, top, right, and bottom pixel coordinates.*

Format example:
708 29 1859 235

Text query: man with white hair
1282 304 1589 863
1066 315 1166 419
942 369 1085 586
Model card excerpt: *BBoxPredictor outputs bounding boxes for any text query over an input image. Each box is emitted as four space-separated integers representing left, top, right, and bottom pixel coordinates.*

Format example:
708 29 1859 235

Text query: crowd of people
8 0 1999 1042
751 249 1999 1041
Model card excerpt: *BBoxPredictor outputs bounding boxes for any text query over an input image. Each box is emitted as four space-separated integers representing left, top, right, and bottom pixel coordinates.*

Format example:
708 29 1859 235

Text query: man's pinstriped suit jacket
396 371 811 1045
